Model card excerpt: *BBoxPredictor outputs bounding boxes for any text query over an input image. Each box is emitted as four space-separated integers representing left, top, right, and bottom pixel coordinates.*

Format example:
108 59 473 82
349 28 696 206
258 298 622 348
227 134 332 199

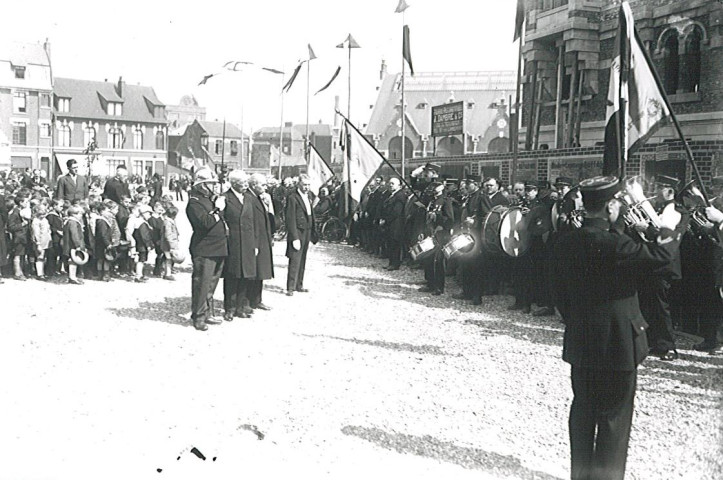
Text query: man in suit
381 177 407 271
222 170 256 321
286 174 317 295
553 176 673 480
246 173 274 310
477 177 510 301
103 164 131 204
186 167 228 331
55 159 89 202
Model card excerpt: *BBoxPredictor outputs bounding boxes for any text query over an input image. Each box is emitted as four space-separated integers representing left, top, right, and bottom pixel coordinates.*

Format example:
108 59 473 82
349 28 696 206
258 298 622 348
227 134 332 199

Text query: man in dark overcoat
103 165 131 204
285 174 317 295
222 170 257 321
246 173 274 310
553 176 673 480
381 177 407 271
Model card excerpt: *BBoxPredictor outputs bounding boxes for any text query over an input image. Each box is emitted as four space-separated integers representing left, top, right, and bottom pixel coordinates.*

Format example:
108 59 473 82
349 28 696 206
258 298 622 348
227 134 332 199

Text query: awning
11 156 32 169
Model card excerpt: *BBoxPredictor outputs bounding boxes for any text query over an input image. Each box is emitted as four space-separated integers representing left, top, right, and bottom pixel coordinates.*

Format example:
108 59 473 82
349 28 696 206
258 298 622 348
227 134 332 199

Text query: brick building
0 41 53 173
169 119 249 173
252 122 334 176
53 77 168 180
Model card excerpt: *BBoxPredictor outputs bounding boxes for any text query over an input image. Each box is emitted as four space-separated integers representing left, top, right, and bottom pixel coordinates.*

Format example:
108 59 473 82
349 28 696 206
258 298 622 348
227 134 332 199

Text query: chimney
380 59 387 80
116 76 124 97
43 38 51 61
334 96 340 128
284 121 293 127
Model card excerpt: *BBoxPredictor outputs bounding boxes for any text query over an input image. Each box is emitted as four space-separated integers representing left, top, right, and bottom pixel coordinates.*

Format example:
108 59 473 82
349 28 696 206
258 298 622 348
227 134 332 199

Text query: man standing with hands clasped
286 174 317 296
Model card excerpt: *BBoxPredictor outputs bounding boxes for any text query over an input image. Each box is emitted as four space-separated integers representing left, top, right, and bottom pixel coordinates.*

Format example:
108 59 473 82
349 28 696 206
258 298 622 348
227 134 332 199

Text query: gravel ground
1 204 721 479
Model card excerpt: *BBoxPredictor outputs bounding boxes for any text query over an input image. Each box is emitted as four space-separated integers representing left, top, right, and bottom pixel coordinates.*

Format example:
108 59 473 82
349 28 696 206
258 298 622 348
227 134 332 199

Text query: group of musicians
352 162 723 360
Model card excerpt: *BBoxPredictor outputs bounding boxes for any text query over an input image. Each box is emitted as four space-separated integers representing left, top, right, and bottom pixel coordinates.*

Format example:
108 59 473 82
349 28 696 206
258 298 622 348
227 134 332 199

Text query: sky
1 0 519 133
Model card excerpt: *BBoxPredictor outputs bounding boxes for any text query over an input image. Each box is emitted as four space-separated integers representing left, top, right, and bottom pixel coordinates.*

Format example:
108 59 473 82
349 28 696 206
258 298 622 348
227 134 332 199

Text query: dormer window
14 66 26 79
416 102 428 109
467 100 476 109
57 97 70 113
107 102 123 116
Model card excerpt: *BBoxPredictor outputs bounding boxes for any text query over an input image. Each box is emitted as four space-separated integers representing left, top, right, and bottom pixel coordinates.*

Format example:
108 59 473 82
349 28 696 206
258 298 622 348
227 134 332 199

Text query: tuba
614 177 661 242
679 181 719 244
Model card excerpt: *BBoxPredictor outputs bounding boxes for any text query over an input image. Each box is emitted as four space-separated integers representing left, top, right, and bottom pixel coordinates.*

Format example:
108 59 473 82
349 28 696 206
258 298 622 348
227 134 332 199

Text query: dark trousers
639 276 676 352
699 285 723 344
387 235 402 268
191 256 225 322
223 276 249 314
570 366 636 480
246 279 264 307
513 256 533 307
423 249 446 292
287 230 310 292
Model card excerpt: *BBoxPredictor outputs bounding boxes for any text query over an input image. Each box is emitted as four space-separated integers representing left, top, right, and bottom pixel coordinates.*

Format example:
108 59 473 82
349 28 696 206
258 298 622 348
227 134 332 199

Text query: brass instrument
614 176 661 243
679 181 719 244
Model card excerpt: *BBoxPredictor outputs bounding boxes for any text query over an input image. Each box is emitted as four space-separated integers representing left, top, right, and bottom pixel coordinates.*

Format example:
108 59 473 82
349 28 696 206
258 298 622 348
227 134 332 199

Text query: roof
253 123 332 141
0 41 50 66
53 77 166 124
197 120 246 139
365 71 516 137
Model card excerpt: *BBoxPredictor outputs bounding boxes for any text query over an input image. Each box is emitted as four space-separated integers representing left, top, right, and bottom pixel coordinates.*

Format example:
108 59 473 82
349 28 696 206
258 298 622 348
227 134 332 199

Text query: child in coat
30 203 51 280
7 193 31 280
131 204 155 282
160 205 180 280
149 201 165 276
62 205 86 285
95 202 115 282
46 199 65 276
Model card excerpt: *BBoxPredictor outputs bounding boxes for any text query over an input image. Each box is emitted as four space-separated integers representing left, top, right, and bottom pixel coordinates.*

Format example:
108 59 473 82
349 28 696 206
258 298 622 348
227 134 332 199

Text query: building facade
0 41 53 173
53 77 168 181
170 119 248 173
252 122 334 176
166 95 206 131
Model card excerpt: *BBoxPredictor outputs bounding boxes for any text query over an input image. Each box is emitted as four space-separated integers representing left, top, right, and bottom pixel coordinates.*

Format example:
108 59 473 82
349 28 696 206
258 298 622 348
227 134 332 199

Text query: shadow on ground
298 333 454 356
107 296 194 328
341 425 562 479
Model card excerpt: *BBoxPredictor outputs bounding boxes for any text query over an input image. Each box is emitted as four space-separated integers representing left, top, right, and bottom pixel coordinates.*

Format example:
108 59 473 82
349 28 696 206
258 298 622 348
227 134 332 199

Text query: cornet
614 177 661 243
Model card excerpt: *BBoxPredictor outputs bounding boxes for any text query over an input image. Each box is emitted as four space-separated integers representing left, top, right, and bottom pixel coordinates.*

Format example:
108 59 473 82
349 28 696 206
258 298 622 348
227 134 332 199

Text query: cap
465 175 481 183
524 180 539 190
655 175 680 189
579 175 621 204
711 176 723 188
193 167 218 186
555 176 573 187
424 163 441 174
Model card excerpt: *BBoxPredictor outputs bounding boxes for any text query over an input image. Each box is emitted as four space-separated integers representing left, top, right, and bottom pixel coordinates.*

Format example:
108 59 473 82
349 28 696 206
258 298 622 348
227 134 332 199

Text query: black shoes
252 303 272 311
286 290 294 296
193 321 208 331
418 286 433 293
296 288 309 293
532 306 556 317
223 313 234 322
205 316 223 325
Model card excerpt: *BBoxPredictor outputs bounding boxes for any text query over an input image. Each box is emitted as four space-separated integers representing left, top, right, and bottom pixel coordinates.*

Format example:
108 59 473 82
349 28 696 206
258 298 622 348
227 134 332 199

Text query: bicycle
315 214 347 243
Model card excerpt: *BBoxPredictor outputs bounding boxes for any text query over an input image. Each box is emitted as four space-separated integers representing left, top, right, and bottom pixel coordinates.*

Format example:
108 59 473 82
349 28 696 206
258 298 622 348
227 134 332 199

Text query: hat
70 248 89 266
655 175 680 189
424 163 441 174
193 167 218 186
104 246 118 262
139 204 153 215
555 176 573 187
465 175 481 183
579 175 621 204
711 176 723 188
524 180 539 190
170 249 186 264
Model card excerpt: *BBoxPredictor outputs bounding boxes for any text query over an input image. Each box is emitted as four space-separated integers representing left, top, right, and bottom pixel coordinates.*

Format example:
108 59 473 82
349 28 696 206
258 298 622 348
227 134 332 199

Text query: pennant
345 119 385 203
513 0 525 41
395 0 410 13
282 62 304 92
223 60 253 71
198 73 217 86
315 66 341 95
603 1 670 176
308 44 317 61
307 143 334 195
403 25 414 76
336 34 361 49
262 67 284 75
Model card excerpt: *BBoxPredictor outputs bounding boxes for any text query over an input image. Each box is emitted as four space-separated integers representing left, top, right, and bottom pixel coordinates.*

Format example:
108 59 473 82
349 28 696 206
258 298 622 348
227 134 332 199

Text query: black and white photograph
0 0 721 478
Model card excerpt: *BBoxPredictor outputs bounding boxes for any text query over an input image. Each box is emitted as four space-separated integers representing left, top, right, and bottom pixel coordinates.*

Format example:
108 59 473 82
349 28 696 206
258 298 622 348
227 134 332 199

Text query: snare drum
442 233 475 260
410 236 437 262
481 206 530 257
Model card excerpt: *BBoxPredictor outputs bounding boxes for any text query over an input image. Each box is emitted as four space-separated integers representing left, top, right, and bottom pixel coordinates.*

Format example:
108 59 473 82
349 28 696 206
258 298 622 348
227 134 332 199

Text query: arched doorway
488 137 509 153
388 136 414 160
436 136 463 156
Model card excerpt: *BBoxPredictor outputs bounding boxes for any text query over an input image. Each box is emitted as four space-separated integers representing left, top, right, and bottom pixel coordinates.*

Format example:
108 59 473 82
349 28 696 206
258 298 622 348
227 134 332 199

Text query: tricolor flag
345 119 385 203
403 25 414 76
307 143 334 195
603 1 670 176
395 0 409 13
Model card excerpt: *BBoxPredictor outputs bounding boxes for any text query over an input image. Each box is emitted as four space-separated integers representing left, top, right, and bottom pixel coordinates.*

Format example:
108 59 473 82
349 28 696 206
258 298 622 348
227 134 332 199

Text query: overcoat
222 189 257 279
249 190 274 280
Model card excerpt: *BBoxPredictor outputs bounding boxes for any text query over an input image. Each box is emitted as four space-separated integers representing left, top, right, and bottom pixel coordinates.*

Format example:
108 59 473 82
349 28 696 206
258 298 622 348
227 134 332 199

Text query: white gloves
292 239 301 251
213 196 226 211
705 206 723 224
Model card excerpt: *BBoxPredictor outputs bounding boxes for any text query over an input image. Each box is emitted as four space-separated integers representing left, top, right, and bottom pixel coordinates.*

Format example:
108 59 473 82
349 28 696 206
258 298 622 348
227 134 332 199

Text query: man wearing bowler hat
553 176 673 479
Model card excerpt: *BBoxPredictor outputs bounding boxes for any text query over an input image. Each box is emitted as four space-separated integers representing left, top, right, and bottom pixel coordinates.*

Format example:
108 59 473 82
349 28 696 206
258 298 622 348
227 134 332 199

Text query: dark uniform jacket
249 190 274 280
553 217 673 371
382 189 407 242
103 177 131 204
8 208 29 247
426 195 454 243
223 189 257 279
186 187 228 258
285 190 317 257
653 199 690 280
55 174 89 202
480 191 510 218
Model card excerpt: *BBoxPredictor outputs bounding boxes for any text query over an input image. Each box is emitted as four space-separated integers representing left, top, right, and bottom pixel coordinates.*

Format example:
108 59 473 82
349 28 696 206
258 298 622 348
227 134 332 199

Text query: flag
308 44 317 60
223 60 253 71
513 0 525 41
345 119 385 202
307 143 334 195
283 62 304 92
262 67 284 75
198 73 217 86
337 34 361 49
395 0 409 13
603 1 670 176
315 66 341 95
403 25 414 76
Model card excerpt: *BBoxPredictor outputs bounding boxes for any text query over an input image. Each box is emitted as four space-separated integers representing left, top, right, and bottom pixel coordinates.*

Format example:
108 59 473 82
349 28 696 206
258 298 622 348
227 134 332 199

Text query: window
537 0 568 12
58 125 71 147
201 134 209 149
40 93 51 108
57 97 70 113
84 126 96 148
230 140 238 156
40 123 51 138
109 128 123 149
12 123 27 145
133 128 143 149
107 102 122 116
155 130 165 150
13 92 26 113
107 158 124 177
681 27 702 93
133 160 144 176
14 66 26 79
662 33 679 94
215 140 223 155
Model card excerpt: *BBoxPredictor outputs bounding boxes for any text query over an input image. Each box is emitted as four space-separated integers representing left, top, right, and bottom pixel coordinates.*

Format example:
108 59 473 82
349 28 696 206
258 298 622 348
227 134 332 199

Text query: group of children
2 190 182 285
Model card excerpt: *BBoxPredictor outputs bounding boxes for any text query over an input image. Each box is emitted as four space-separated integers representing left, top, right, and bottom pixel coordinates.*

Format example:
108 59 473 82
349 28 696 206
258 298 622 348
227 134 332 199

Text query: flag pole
278 69 285 180
401 11 406 180
306 58 311 162
511 21 524 185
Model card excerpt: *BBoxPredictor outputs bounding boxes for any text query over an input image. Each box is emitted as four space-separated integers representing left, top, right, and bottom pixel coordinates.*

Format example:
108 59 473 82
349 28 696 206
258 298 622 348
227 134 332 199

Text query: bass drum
442 233 475 260
481 206 531 257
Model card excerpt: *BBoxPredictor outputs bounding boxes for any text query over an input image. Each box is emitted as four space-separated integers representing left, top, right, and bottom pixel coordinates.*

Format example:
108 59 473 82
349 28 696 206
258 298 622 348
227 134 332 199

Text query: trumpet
615 177 661 242
680 182 719 243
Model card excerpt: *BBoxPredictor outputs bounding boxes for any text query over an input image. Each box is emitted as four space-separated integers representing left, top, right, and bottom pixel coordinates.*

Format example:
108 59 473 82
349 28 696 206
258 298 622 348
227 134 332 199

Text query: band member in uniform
453 176 482 302
509 181 540 313
638 175 689 360
419 182 454 295
381 177 407 271
553 176 673 480
478 177 510 299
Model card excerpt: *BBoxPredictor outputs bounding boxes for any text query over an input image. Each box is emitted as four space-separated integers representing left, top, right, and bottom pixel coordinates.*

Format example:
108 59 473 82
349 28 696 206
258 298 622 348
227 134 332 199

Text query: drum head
499 207 530 257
